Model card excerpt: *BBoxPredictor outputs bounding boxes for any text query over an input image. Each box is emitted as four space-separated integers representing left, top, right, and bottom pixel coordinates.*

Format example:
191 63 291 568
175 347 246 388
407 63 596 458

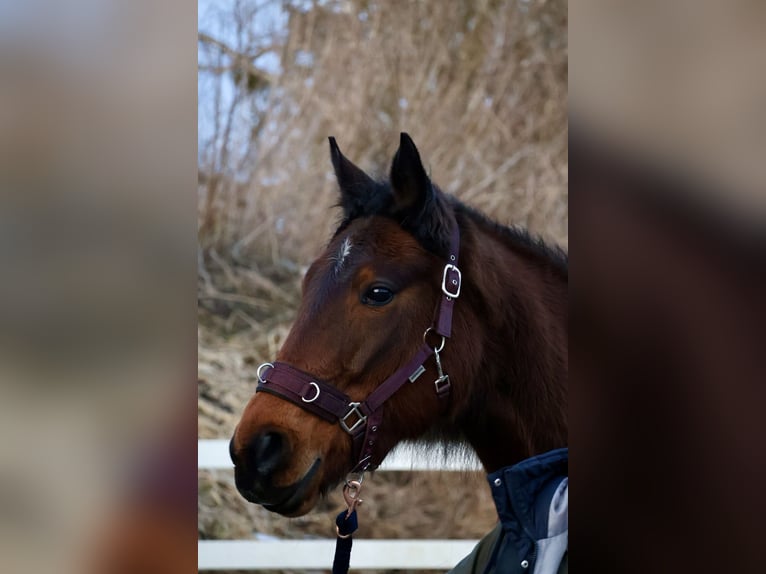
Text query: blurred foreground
0 0 196 572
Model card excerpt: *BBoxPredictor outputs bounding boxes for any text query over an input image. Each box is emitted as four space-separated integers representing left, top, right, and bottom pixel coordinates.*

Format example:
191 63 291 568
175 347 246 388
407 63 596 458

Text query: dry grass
199 0 567 267
198 0 566 571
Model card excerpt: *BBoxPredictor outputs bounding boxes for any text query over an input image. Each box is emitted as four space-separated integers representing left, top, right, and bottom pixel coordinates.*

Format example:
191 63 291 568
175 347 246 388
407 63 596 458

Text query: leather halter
255 222 462 475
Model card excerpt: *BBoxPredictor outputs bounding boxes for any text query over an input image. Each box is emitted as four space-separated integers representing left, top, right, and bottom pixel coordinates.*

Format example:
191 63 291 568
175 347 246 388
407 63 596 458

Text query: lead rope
332 477 364 574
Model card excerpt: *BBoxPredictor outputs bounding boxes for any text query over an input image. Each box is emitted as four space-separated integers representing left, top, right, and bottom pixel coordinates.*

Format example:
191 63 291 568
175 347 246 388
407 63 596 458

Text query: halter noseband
255 222 462 475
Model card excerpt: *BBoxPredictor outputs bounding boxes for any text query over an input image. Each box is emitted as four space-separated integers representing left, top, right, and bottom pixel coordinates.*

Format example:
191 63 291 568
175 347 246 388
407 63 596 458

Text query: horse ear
329 136 376 219
390 133 451 255
389 132 431 214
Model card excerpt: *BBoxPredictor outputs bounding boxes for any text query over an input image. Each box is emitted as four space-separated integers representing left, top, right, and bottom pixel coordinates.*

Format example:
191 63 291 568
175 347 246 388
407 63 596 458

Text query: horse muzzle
230 433 322 516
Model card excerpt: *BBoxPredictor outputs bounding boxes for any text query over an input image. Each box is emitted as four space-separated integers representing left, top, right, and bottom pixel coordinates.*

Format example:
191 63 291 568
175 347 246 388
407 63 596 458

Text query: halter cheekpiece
255 221 462 476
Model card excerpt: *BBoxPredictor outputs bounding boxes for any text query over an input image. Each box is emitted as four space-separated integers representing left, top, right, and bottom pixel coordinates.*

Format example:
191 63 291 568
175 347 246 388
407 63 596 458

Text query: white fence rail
198 439 482 571
198 540 478 570
199 438 482 471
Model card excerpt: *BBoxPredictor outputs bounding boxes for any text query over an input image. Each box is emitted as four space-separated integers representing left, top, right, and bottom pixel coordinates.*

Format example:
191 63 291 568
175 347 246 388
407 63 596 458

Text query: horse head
230 133 568 517
230 134 460 516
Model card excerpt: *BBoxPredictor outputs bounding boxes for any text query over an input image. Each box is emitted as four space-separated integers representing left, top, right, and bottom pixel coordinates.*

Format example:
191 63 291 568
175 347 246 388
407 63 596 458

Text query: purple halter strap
255 222 462 474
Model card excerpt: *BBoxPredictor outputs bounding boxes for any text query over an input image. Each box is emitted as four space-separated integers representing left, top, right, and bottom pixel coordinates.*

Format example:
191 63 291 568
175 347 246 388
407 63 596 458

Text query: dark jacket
448 448 568 574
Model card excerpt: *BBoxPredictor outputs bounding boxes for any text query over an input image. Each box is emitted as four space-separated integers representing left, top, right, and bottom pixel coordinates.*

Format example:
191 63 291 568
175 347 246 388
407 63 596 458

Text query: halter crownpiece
254 219 462 475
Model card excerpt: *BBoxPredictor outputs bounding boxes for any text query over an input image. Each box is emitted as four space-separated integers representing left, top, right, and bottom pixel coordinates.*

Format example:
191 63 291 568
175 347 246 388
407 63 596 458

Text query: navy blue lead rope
332 509 359 574
333 480 363 573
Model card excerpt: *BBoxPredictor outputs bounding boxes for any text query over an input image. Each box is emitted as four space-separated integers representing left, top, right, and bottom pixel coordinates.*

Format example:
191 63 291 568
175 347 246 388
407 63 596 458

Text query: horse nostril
250 431 287 478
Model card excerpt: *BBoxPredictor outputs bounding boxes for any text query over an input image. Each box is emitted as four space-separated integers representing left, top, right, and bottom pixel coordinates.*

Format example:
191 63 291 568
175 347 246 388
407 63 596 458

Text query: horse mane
453 201 568 279
332 177 568 278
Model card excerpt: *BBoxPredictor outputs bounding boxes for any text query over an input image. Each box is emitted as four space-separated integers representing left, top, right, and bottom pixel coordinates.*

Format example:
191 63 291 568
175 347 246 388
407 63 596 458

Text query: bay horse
230 134 567 542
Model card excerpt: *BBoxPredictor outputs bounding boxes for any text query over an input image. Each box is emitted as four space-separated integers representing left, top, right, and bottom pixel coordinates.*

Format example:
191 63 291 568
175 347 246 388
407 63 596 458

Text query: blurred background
197 0 567 571
197 0 568 266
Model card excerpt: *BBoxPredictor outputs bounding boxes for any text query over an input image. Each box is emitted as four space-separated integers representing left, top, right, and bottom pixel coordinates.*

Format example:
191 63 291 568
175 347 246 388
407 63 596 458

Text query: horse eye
361 286 394 306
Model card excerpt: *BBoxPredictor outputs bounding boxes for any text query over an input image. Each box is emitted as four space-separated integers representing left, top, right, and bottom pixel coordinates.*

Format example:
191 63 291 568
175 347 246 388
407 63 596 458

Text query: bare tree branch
198 31 279 84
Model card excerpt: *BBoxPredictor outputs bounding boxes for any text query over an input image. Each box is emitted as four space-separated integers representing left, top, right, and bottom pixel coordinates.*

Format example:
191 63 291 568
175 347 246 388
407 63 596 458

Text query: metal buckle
340 402 367 434
441 263 461 298
435 374 451 395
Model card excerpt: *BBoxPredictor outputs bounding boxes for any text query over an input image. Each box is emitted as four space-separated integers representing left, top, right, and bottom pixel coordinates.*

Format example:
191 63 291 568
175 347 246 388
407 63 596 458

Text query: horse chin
264 490 320 517
258 458 322 517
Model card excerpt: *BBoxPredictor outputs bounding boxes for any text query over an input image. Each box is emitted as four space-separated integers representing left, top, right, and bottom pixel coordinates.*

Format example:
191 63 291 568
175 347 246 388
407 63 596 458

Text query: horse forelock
333 181 454 259
331 236 353 276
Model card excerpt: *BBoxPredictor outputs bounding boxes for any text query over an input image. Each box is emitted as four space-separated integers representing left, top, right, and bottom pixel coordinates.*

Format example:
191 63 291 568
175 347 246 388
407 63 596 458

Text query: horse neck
448 211 568 473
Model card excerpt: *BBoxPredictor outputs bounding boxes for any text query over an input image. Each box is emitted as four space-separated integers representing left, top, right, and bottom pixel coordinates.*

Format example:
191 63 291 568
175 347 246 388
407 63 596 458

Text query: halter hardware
340 402 367 434
253 220 462 473
432 344 451 396
441 263 462 298
256 362 274 383
301 381 321 403
342 478 364 519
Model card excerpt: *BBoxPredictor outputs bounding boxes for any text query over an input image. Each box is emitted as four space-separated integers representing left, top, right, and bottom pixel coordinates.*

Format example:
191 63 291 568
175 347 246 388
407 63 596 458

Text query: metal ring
423 327 445 353
256 362 274 383
302 382 321 403
345 471 365 489
344 480 362 501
